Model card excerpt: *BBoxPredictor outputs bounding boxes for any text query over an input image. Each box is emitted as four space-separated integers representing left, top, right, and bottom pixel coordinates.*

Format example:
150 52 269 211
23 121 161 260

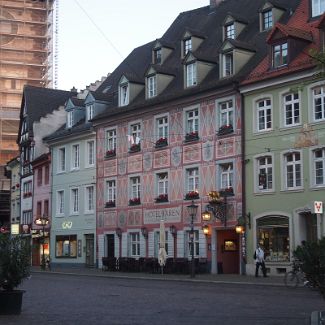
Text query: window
130 176 141 200
283 93 300 127
57 190 64 215
313 85 325 121
156 116 168 140
22 210 32 225
219 100 234 128
284 152 302 189
56 235 77 258
223 53 233 76
70 188 79 214
312 0 325 17
262 10 273 30
71 144 80 170
86 140 95 166
85 186 94 213
36 201 42 217
119 84 129 106
186 109 199 134
130 232 140 257
157 172 168 197
155 231 169 256
87 105 94 121
67 111 73 128
187 230 199 257
257 216 289 262
129 123 141 149
220 163 233 190
58 147 66 172
37 168 42 187
257 99 272 131
186 63 197 87
106 129 117 153
313 148 325 186
23 181 32 198
154 48 162 64
44 200 49 217
273 43 288 68
184 38 192 55
257 156 273 191
45 165 49 184
225 23 235 39
186 168 199 193
106 180 116 204
147 75 157 98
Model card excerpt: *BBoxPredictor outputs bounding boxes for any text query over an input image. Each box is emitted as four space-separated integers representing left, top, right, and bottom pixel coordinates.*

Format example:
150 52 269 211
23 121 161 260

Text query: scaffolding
0 0 57 168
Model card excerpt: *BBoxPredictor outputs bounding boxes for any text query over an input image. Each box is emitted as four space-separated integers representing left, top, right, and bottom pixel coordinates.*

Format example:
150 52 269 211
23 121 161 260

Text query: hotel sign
144 207 181 224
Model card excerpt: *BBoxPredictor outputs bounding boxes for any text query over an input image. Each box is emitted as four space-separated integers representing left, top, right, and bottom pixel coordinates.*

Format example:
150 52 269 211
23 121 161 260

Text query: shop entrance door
107 234 115 258
85 234 94 267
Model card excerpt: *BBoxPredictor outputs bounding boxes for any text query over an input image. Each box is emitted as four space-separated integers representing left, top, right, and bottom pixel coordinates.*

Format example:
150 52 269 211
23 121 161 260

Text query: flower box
220 187 234 196
185 191 199 200
129 198 141 205
129 143 141 153
218 124 233 136
155 138 168 148
16 183 19 188
155 194 168 203
105 149 116 158
105 201 116 208
185 131 199 142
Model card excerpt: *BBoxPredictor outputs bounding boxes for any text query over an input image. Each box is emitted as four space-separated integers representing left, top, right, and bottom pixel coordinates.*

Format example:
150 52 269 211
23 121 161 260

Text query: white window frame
71 144 80 170
130 176 141 201
185 108 199 134
129 123 141 149
106 179 116 203
67 111 73 128
106 129 117 151
154 48 162 64
312 147 325 187
156 172 168 196
147 75 157 98
218 99 234 128
186 167 199 193
186 62 197 87
255 154 274 192
225 23 235 39
156 115 169 140
283 151 303 190
187 230 199 258
282 92 300 127
312 0 325 17
87 105 94 122
130 232 140 257
86 140 95 167
223 53 233 77
273 42 288 68
184 38 192 55
56 190 64 216
312 85 325 122
256 98 272 132
70 188 79 215
57 147 66 173
219 162 233 190
119 83 129 107
85 185 94 213
262 9 273 30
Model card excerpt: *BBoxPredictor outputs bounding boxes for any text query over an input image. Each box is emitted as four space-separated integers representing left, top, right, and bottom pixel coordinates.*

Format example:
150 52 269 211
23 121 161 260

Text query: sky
58 0 208 91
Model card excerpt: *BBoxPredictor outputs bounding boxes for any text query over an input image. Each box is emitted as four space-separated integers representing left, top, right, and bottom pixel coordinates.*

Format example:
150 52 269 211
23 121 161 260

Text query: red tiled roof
266 23 313 43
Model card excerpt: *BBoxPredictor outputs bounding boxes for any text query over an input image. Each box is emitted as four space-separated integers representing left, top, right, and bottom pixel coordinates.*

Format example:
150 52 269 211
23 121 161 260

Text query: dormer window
87 105 94 122
262 10 273 30
186 62 197 87
119 83 129 106
147 75 157 98
312 0 325 17
67 111 73 128
273 42 288 68
225 23 235 39
154 48 162 64
223 53 233 77
184 38 192 56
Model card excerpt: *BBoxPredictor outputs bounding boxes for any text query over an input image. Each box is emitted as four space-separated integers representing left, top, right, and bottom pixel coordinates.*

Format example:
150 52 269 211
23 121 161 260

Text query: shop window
55 235 77 258
257 216 289 262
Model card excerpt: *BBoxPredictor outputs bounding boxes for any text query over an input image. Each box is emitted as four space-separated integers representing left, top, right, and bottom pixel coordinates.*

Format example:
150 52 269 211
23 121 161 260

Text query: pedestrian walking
255 244 268 277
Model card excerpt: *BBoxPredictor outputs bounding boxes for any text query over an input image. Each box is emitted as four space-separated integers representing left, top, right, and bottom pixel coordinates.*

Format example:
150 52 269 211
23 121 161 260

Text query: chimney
210 0 224 9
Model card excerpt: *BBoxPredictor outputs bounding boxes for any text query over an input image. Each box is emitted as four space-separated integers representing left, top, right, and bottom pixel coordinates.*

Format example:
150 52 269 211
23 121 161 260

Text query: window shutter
140 234 146 257
98 234 104 269
177 230 185 258
114 234 119 258
121 232 128 257
148 231 154 257
199 230 207 258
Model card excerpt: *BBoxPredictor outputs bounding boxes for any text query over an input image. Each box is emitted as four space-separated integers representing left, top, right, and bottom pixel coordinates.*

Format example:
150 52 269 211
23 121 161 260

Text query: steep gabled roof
266 23 313 43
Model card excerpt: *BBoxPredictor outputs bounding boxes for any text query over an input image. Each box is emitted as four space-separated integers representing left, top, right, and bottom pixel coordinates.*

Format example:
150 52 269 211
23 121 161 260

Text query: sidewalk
31 265 286 287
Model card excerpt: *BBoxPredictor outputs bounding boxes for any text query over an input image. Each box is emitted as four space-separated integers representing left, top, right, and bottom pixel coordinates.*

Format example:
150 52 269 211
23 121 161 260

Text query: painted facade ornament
118 159 127 175
143 152 153 171
294 124 318 148
203 141 213 161
171 146 181 167
118 212 127 227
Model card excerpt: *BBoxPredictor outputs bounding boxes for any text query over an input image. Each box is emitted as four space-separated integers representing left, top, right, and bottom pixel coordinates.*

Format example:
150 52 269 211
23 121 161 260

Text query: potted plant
185 191 199 200
0 233 31 315
155 137 168 148
185 131 199 142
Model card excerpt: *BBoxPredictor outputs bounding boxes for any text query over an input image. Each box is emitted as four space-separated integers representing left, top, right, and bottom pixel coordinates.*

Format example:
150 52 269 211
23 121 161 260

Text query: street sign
314 201 323 214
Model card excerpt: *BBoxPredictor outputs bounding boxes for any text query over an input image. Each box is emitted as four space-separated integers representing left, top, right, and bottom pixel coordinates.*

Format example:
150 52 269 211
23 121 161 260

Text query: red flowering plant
220 187 234 196
105 149 116 157
185 191 199 200
129 143 141 152
218 124 233 136
129 197 141 205
16 183 20 188
155 137 168 148
155 194 168 203
185 131 199 142
105 200 115 208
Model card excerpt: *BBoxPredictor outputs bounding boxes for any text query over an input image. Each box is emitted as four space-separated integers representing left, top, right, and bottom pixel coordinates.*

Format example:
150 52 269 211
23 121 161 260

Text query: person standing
255 244 268 277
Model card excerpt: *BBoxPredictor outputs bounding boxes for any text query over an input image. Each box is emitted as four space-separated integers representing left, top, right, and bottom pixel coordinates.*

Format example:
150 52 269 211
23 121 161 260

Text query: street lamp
186 200 198 278
35 214 49 270
201 191 227 227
